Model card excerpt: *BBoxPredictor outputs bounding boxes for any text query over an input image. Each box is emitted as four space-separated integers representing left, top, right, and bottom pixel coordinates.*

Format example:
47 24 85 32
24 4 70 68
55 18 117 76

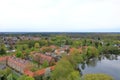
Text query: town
0 33 120 80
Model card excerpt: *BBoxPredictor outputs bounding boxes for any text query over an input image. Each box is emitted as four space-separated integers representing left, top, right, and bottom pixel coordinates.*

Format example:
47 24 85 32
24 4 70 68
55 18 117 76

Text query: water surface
79 54 120 80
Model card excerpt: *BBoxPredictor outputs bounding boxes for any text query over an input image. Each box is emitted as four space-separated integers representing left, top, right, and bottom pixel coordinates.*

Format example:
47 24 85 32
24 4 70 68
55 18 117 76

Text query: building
7 56 32 73
34 53 55 65
0 56 55 77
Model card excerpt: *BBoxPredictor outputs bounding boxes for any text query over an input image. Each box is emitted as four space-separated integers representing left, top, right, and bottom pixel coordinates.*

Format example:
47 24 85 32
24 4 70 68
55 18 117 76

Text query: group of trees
51 59 81 80
86 46 99 59
102 46 120 55
0 67 35 80
0 44 6 55
83 74 114 80
49 45 89 80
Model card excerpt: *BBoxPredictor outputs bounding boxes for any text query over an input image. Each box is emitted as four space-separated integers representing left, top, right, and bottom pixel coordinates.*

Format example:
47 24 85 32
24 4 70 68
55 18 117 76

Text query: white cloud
0 0 120 32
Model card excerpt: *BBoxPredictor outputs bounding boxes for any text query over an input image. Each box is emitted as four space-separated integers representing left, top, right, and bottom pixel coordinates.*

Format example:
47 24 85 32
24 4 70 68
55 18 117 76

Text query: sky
0 0 120 32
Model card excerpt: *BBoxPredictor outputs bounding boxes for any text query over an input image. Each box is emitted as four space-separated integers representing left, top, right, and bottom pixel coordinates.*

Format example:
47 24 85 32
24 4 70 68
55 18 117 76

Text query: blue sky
0 0 120 32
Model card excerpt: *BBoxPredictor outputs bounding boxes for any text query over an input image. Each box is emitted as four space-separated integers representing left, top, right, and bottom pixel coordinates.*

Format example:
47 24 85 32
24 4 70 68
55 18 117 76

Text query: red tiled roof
34 66 55 76
50 66 55 70
50 45 58 49
8 56 32 70
24 69 34 77
0 56 8 62
0 56 55 77
35 53 54 64
35 68 45 76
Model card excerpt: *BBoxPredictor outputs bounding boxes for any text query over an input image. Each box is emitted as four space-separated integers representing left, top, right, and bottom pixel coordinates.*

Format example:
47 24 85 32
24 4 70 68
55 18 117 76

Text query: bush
83 74 114 80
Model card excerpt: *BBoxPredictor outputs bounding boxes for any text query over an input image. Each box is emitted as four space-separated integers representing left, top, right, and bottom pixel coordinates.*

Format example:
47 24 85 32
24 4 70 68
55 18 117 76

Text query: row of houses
7 56 32 73
0 55 55 77
33 53 55 65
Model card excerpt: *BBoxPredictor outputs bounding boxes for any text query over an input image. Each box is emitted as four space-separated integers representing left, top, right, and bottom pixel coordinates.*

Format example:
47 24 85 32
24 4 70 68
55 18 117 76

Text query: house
49 45 58 51
34 53 55 65
6 50 16 53
7 56 32 73
34 66 55 76
54 48 65 56
0 56 55 77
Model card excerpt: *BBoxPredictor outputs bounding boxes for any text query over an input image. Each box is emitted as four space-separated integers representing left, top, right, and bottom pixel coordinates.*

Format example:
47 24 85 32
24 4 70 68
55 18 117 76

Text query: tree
24 49 30 59
17 75 35 80
86 46 99 58
0 68 11 80
102 46 120 55
67 49 83 69
28 41 35 48
72 40 82 48
67 71 81 80
16 51 23 58
0 44 6 55
7 74 13 80
33 54 41 67
34 42 40 51
40 46 52 53
34 43 40 49
42 60 49 68
22 44 28 50
43 68 51 80
83 74 114 80
0 48 6 55
24 76 35 80
51 59 74 80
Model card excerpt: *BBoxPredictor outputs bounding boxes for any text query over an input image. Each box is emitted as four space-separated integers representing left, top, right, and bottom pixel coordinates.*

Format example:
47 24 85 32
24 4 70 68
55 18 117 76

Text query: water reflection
79 54 120 80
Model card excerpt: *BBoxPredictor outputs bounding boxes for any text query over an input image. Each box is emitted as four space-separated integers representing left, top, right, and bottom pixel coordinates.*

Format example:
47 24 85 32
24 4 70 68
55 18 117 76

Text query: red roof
34 66 55 76
50 66 55 70
50 45 57 49
34 68 45 76
39 54 53 60
24 69 34 77
34 53 54 64
0 56 55 77
0 56 8 62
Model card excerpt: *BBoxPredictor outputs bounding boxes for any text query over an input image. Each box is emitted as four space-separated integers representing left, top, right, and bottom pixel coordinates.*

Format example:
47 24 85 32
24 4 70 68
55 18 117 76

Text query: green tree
86 46 99 58
28 41 35 48
102 46 120 55
67 49 83 69
72 40 82 48
0 44 6 55
67 71 81 80
83 74 114 80
40 47 52 53
51 59 74 80
34 43 40 49
17 75 35 80
34 42 40 51
43 68 51 80
24 49 30 58
22 44 28 50
0 68 11 80
7 74 13 80
16 51 23 58
42 60 49 68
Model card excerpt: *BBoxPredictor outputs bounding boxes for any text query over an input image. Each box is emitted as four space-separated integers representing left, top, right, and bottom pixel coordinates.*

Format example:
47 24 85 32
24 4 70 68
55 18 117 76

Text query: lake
79 54 120 80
